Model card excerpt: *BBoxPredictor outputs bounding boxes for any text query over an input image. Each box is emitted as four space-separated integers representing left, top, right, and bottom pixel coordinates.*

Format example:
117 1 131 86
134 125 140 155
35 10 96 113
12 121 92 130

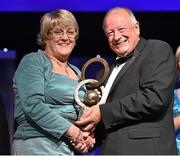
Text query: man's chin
115 51 128 57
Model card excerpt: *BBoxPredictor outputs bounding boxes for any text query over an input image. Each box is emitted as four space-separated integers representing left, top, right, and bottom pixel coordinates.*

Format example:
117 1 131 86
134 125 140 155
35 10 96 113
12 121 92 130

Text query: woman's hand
83 132 96 151
65 124 95 153
71 131 95 153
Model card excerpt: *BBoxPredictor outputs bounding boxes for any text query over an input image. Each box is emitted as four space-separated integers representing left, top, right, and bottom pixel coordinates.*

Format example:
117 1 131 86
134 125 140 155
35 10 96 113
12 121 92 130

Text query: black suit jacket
99 38 177 155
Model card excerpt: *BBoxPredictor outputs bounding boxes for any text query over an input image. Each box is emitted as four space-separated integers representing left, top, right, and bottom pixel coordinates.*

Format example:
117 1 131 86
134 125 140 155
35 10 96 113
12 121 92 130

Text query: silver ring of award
74 56 109 118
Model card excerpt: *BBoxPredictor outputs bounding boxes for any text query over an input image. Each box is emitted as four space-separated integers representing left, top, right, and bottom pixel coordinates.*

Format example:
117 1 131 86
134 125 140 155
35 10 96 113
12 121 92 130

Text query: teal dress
12 50 85 155
173 89 180 155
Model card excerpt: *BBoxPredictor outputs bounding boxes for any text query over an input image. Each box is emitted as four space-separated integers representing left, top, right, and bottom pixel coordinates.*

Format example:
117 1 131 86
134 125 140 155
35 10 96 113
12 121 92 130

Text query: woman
12 9 95 155
174 45 180 155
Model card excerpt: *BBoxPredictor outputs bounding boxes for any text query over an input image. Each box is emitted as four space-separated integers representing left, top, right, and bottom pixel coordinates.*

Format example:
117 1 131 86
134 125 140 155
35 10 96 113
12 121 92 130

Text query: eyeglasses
105 24 136 38
49 29 76 39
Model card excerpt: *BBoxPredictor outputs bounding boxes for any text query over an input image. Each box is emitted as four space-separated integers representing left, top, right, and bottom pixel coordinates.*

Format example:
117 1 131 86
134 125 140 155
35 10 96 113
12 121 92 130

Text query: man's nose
113 29 121 41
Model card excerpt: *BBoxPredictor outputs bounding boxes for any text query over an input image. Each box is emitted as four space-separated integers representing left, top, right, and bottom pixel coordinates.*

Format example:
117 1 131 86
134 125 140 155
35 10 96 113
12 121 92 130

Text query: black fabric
0 93 10 155
114 53 133 66
99 38 177 154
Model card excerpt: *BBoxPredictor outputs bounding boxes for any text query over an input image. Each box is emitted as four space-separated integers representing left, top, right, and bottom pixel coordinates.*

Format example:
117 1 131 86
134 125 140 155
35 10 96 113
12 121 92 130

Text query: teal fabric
12 137 75 155
13 49 85 154
173 89 180 155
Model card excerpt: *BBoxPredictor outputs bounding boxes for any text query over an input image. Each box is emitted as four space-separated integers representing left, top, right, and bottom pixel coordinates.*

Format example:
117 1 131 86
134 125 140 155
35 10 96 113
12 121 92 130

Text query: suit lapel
103 62 115 85
107 37 147 96
108 55 136 95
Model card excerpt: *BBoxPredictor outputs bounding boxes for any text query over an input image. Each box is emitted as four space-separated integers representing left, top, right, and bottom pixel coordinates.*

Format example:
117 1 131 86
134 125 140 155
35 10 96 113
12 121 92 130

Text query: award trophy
74 56 109 118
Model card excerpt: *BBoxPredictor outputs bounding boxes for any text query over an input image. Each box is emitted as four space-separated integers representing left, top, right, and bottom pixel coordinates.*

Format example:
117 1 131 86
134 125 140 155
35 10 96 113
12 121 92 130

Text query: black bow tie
114 53 133 66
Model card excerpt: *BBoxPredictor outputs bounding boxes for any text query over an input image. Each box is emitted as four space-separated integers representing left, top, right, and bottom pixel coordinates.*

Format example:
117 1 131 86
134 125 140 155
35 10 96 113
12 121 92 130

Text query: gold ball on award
74 56 109 118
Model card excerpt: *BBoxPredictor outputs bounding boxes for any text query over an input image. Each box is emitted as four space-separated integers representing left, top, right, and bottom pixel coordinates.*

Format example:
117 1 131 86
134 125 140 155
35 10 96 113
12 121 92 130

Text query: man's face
103 11 140 57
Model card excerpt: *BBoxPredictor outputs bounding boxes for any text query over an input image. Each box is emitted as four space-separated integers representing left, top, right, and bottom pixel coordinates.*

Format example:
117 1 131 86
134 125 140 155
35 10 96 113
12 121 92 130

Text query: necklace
47 54 69 77
56 60 69 77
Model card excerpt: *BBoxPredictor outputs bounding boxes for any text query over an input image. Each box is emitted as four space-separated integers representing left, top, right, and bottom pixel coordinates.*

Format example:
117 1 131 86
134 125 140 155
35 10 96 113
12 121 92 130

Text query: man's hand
72 132 95 153
65 124 95 153
75 105 101 132
83 132 96 150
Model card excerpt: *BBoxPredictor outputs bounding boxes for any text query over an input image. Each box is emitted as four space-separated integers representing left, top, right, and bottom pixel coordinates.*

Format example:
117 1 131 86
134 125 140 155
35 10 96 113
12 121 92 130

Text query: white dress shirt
99 61 126 105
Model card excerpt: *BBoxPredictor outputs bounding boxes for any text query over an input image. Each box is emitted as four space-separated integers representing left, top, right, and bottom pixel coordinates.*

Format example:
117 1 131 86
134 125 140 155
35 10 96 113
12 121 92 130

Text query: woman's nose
61 32 68 39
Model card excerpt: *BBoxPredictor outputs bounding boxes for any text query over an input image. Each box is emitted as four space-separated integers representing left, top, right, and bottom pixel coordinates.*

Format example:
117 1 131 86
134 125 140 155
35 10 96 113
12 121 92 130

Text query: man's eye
107 32 113 37
117 28 126 33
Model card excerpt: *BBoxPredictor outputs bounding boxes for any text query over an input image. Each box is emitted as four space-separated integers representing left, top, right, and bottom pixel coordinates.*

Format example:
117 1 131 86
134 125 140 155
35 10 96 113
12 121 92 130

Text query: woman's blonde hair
175 46 180 70
37 9 79 49
176 46 180 61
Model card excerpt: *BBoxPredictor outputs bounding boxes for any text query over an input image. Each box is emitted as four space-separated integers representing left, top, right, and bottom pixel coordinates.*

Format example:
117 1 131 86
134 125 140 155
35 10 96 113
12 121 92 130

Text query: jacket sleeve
14 53 72 139
100 41 176 130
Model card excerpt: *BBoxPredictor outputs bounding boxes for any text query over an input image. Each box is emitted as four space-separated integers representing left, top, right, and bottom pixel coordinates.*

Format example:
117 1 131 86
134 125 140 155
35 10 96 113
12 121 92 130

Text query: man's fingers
83 123 95 132
75 116 91 126
80 109 91 120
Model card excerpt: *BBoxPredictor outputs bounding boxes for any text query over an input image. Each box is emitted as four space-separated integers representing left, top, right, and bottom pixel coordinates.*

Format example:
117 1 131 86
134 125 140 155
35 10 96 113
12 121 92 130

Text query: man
75 7 177 154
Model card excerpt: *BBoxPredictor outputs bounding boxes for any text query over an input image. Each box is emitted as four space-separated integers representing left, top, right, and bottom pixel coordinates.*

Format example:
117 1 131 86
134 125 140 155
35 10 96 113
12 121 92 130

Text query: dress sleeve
14 53 72 139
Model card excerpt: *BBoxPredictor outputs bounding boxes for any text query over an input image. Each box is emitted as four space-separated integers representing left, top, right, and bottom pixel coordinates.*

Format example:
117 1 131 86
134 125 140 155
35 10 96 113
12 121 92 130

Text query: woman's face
45 25 77 60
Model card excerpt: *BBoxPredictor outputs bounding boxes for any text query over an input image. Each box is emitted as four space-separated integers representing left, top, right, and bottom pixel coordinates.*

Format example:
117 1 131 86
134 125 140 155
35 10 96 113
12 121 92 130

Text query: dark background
0 11 180 153
0 11 180 66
